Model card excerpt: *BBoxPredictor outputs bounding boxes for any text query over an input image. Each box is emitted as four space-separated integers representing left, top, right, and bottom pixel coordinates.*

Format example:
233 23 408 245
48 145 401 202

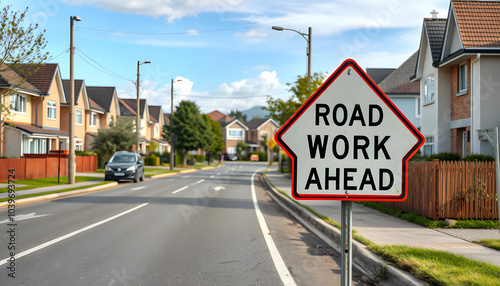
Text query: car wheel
139 171 144 181
133 173 138 183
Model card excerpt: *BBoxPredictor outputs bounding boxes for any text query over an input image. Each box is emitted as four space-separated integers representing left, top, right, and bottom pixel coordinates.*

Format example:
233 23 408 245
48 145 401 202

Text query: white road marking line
0 203 149 266
173 186 188 194
197 179 205 184
210 175 215 179
217 173 222 176
251 170 296 286
132 186 146 191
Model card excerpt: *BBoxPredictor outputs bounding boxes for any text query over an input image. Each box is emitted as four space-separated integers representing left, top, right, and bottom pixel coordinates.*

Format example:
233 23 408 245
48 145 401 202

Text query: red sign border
275 59 424 201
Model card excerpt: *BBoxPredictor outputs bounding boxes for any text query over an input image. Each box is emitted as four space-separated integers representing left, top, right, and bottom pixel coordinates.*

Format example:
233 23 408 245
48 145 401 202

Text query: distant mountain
242 106 269 121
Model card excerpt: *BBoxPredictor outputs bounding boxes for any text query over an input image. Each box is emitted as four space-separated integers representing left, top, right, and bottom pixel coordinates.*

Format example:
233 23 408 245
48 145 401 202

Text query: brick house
412 1 500 157
207 110 248 155
1 63 69 156
245 118 280 153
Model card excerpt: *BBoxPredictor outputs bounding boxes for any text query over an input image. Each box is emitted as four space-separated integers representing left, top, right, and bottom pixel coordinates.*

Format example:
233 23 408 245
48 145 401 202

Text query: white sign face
276 60 424 201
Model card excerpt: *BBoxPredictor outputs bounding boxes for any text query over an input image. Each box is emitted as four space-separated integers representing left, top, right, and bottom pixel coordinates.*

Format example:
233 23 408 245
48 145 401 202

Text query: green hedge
75 151 94 156
144 155 160 166
463 154 495 162
425 152 461 162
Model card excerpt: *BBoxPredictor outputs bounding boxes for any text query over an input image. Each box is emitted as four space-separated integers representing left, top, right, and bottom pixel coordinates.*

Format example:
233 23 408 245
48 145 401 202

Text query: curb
0 182 118 208
261 172 426 286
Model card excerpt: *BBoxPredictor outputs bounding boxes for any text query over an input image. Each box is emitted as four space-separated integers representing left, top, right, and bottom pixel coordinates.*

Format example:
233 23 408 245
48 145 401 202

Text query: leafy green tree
236 141 247 160
0 3 49 155
172 100 210 166
264 72 325 125
229 109 247 122
203 114 224 164
91 118 137 168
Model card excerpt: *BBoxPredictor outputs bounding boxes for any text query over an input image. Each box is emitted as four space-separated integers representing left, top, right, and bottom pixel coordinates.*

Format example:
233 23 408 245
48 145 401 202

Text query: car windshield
110 154 136 163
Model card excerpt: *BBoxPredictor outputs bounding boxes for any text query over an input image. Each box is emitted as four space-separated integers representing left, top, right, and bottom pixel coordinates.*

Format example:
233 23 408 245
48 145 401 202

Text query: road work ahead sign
275 59 424 201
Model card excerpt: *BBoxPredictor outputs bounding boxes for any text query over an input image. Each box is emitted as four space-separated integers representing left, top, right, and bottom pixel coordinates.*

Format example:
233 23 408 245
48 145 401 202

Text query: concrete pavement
264 167 500 267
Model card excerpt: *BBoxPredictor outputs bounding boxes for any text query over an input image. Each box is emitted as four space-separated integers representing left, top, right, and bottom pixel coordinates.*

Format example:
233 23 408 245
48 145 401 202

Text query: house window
155 125 159 137
10 94 26 113
75 139 82 151
76 109 83 125
90 112 97 127
424 74 434 103
261 131 268 139
23 136 48 154
423 136 434 156
228 147 237 154
47 101 56 120
458 63 467 94
108 115 113 126
140 120 146 135
228 129 244 139
415 97 421 118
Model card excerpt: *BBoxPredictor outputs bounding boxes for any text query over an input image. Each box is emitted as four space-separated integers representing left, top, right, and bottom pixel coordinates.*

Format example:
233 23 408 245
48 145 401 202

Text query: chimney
430 10 439 19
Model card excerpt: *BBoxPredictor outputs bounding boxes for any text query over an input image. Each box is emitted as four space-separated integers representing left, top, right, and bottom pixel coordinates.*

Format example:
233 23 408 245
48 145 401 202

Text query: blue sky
6 0 450 114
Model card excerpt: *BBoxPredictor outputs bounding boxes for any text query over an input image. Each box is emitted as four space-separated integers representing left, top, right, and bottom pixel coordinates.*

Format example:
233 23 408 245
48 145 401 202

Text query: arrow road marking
0 203 149 266
212 186 225 192
251 169 297 286
173 186 188 194
0 212 50 224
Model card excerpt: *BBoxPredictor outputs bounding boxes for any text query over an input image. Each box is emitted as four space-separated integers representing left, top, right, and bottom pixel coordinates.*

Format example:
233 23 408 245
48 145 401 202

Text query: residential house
148 105 170 154
86 86 121 151
375 51 421 129
118 98 152 154
365 68 395 84
207 110 248 155
61 79 90 152
1 63 69 156
245 118 280 153
413 1 500 157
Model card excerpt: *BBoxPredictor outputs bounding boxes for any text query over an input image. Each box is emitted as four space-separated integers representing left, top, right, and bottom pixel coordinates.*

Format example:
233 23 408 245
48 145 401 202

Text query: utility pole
69 16 81 184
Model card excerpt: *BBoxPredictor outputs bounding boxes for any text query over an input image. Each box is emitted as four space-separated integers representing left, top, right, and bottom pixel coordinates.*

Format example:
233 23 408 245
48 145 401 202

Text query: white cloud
187 29 199 35
124 71 289 115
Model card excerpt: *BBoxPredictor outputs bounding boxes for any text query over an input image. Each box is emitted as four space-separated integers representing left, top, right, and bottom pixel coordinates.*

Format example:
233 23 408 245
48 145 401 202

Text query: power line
50 48 69 61
76 16 309 36
75 48 134 82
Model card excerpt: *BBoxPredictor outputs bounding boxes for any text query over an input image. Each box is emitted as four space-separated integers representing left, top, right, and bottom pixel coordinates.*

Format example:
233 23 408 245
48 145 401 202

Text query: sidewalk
265 167 500 267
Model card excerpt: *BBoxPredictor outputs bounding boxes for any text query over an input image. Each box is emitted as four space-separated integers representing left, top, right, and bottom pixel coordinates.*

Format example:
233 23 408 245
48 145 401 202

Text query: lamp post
272 26 312 89
169 78 182 170
136 61 151 154
69 15 81 185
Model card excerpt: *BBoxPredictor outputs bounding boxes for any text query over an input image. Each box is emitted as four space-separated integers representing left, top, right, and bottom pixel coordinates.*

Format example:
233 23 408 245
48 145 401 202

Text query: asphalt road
0 162 368 285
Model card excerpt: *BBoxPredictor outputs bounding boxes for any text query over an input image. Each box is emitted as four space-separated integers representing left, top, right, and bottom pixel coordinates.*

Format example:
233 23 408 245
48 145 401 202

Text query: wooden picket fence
381 159 498 220
0 155 97 182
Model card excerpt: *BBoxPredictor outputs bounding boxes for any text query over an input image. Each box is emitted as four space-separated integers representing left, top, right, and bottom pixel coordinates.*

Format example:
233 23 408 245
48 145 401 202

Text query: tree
236 141 247 160
264 72 325 125
203 114 224 165
91 118 137 168
0 3 49 155
229 109 247 122
171 100 210 166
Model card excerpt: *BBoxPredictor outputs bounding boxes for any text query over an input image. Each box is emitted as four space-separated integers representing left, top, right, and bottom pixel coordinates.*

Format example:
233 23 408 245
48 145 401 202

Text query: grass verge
370 244 500 285
263 170 500 285
1 176 103 193
474 239 500 251
357 201 499 229
0 181 111 202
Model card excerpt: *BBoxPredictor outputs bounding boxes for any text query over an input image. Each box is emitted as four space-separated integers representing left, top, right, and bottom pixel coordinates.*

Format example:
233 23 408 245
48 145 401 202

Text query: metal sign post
478 127 500 232
341 201 352 286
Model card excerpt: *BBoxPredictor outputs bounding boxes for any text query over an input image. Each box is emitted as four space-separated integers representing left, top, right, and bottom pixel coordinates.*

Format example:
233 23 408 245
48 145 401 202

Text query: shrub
409 151 427 162
463 154 495 162
144 154 159 166
75 151 94 156
425 152 461 162
194 155 206 162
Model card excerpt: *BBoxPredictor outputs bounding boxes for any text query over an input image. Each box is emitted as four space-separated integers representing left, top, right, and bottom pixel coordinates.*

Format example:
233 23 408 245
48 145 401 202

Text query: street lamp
272 25 312 88
69 15 81 185
169 78 182 170
136 60 152 154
